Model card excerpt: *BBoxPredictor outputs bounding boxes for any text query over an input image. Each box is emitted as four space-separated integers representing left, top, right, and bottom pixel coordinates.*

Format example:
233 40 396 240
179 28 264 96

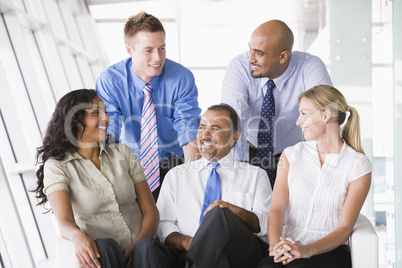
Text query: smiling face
296 97 326 141
248 34 284 79
76 96 109 145
248 20 292 79
126 30 166 83
197 109 239 161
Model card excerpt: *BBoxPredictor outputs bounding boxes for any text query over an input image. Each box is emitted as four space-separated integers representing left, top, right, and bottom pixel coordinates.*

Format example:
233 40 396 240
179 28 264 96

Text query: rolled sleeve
172 72 201 147
156 169 181 243
96 74 123 142
251 168 272 237
43 159 70 196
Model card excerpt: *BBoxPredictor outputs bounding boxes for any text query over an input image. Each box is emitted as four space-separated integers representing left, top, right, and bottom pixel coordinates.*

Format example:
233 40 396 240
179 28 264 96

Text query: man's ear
126 44 133 56
231 131 240 147
280 51 290 64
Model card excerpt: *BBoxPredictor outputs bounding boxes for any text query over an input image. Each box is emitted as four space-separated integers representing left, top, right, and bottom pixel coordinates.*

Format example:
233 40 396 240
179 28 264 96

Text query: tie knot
267 80 275 92
210 162 220 169
143 84 153 95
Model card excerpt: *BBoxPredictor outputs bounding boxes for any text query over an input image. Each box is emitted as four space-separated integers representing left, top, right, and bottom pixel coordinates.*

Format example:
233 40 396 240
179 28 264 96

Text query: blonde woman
259 85 372 268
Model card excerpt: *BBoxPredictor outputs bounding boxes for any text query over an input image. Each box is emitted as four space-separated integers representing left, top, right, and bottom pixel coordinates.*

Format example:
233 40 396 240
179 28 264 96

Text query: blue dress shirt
96 57 201 162
221 51 332 161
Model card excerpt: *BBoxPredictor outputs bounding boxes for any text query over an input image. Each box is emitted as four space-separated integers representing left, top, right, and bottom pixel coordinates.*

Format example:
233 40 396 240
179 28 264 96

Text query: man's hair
124 11 165 44
206 104 241 134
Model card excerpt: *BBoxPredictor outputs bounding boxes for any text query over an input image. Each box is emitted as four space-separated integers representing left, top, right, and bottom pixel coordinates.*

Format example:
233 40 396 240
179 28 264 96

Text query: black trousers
152 155 184 202
185 206 269 268
95 237 170 268
258 245 351 268
249 142 281 189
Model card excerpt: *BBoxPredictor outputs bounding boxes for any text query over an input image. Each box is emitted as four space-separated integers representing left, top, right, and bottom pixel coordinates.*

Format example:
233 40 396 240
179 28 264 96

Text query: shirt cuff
156 222 181 244
178 128 198 147
43 183 69 197
253 210 268 237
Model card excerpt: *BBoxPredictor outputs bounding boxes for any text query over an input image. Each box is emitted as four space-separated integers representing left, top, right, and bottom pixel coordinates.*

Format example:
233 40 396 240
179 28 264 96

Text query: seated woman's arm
48 190 101 268
121 180 159 261
268 153 290 254
272 172 372 264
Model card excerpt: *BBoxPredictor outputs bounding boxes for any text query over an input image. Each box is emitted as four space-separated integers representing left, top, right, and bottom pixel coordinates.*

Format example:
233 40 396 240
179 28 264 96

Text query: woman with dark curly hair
33 89 169 268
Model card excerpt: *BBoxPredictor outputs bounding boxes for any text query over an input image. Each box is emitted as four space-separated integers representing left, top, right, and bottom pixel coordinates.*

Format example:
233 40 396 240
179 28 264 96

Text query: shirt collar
304 139 347 167
259 51 296 93
61 142 108 163
196 153 235 172
99 142 109 156
129 58 161 93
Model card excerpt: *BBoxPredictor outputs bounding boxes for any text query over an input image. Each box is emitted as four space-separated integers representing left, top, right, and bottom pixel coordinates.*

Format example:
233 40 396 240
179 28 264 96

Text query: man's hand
203 200 231 215
203 200 261 233
182 236 193 251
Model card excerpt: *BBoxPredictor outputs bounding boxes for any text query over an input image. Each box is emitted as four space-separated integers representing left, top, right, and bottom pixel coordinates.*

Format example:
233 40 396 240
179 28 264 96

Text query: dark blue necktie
257 79 276 187
199 162 221 225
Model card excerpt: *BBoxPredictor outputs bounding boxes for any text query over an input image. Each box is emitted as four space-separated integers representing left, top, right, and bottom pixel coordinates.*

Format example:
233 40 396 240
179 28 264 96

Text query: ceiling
85 0 328 38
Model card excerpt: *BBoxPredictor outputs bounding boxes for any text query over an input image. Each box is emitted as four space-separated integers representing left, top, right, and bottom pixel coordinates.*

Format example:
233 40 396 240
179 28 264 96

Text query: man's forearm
212 201 261 233
228 204 260 233
165 232 193 251
182 139 201 162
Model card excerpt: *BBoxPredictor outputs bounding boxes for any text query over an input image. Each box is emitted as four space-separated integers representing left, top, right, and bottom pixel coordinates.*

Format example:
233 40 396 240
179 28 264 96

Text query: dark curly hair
32 89 98 209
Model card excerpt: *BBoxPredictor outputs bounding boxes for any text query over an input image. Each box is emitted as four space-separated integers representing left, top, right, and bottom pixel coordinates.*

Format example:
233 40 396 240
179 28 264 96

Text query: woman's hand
269 237 294 264
48 191 101 267
72 230 101 268
122 243 134 268
271 237 312 265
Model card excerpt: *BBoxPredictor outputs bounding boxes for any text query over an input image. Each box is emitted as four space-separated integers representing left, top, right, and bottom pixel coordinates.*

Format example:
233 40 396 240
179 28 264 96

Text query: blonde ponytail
342 106 364 154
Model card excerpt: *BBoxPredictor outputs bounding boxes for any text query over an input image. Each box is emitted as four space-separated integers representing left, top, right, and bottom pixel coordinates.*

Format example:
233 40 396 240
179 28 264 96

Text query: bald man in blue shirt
222 19 332 188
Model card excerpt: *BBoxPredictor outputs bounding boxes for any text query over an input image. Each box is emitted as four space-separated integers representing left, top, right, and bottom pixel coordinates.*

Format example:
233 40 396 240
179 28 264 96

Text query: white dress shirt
283 141 372 245
221 51 333 160
44 143 146 247
156 153 272 243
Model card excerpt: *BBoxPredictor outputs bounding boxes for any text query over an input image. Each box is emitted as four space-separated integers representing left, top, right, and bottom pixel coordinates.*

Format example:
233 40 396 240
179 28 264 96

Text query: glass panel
0 11 47 265
191 69 226 113
0 0 109 266
393 0 402 267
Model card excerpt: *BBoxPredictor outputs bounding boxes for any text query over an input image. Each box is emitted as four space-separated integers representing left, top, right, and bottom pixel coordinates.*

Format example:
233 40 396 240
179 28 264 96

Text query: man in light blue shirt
221 19 332 187
96 12 201 200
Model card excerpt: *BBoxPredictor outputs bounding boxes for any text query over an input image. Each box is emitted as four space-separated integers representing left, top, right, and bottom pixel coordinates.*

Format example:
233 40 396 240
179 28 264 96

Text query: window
0 0 108 266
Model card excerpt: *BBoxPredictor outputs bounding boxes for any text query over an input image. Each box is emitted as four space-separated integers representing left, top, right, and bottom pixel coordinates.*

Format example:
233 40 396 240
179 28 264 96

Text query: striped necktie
257 79 276 187
140 84 160 192
199 162 221 225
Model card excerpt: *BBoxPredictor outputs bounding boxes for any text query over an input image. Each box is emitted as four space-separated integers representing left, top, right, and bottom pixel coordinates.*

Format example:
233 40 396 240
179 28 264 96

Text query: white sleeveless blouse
283 141 372 245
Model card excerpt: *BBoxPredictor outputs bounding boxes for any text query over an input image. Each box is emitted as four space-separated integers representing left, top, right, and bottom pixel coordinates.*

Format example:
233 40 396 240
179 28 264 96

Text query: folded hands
269 237 312 265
